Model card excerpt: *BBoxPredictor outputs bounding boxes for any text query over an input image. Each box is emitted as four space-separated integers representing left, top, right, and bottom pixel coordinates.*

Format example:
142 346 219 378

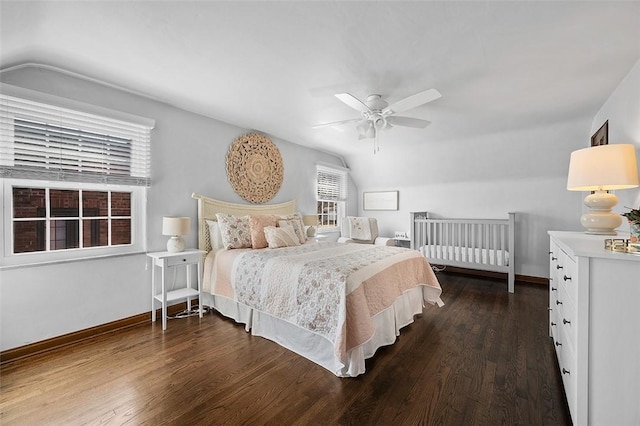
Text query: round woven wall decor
226 133 284 203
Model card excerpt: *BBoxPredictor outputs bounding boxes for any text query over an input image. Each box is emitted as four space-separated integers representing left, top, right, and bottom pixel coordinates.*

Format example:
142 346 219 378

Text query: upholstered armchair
337 217 395 246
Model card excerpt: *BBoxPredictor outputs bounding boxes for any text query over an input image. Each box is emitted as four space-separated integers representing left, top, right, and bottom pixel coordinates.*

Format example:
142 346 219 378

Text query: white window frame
316 162 349 232
0 84 153 269
1 179 146 268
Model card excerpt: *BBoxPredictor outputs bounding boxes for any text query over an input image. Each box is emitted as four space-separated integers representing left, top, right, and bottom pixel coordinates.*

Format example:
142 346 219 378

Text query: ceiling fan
314 88 441 152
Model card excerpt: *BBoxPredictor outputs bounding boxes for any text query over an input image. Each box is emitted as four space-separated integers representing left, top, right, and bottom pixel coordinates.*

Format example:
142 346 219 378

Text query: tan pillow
278 213 306 243
216 213 252 249
249 214 277 249
264 224 301 248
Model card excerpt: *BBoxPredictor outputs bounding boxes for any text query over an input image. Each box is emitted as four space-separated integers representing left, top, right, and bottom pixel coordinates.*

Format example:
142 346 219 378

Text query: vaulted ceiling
1 1 639 163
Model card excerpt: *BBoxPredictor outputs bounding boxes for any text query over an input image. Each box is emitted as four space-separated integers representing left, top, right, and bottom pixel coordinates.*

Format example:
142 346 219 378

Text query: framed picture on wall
363 191 399 211
590 120 608 146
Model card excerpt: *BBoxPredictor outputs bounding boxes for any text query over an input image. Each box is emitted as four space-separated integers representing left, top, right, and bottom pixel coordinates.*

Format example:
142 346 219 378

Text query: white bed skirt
201 286 427 377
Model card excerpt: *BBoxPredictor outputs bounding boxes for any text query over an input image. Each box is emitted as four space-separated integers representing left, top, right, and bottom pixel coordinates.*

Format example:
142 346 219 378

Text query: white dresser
548 231 640 426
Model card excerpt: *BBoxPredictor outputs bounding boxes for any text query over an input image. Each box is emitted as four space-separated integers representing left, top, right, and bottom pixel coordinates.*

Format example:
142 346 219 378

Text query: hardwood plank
0 273 570 425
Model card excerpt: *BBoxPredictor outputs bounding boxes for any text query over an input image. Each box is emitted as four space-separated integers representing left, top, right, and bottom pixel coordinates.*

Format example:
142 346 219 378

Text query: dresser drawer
555 281 577 353
556 322 577 420
556 249 577 306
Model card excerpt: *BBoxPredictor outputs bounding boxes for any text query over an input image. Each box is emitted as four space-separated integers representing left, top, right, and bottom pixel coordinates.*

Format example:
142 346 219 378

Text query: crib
411 212 516 293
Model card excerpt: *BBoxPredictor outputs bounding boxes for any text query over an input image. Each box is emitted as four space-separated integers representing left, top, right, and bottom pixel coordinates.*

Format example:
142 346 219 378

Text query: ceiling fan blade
383 88 441 115
335 93 371 114
312 117 361 129
386 116 431 128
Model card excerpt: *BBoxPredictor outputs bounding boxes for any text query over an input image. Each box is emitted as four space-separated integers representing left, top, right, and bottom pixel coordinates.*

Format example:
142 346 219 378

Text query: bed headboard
191 193 297 252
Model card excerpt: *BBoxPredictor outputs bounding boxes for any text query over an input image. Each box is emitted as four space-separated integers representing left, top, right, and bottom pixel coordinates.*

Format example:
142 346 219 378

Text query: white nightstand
147 249 206 330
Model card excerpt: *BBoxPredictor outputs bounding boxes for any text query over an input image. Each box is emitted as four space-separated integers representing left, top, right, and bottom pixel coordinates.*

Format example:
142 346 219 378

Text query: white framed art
363 191 398 211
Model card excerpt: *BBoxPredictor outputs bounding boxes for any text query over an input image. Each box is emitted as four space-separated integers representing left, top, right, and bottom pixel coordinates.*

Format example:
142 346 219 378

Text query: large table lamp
567 144 639 235
162 216 191 252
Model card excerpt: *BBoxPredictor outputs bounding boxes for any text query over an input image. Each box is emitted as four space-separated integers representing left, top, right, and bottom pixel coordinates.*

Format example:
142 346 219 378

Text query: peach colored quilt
206 242 443 362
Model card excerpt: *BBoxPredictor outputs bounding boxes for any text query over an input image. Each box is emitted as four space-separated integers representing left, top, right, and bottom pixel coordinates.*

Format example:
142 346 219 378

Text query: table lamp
303 215 319 237
567 144 639 235
162 216 191 252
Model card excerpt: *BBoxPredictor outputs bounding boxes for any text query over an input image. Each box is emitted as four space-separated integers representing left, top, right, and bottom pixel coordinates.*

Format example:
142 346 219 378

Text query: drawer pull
551 287 557 291
556 341 562 347
556 265 563 270
562 368 570 375
563 318 571 325
182 258 187 262
551 256 557 261
556 300 563 305
563 275 571 281
551 321 556 326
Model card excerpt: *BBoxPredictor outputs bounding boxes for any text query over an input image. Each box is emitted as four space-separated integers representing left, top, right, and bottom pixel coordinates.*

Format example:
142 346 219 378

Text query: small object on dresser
604 238 640 254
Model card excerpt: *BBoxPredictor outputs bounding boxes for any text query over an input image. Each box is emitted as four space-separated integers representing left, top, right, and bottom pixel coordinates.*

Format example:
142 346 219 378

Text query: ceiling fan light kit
315 88 441 153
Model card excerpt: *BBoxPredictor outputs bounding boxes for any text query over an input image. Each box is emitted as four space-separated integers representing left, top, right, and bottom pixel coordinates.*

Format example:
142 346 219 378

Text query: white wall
0 66 349 351
591 58 640 225
348 119 588 278
348 58 640 279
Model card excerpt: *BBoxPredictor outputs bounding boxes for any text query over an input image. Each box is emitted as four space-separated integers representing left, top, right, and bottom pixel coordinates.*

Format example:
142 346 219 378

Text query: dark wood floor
0 273 570 425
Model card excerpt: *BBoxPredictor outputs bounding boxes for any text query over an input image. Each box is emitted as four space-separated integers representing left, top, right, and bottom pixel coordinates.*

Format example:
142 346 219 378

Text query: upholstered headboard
191 193 297 252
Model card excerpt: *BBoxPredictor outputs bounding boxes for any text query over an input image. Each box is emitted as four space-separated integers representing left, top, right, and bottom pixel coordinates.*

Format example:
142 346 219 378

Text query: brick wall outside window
11 187 132 254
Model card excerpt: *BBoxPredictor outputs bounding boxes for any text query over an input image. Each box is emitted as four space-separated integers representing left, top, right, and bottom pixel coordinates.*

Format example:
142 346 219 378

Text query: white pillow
205 220 224 250
264 224 300 248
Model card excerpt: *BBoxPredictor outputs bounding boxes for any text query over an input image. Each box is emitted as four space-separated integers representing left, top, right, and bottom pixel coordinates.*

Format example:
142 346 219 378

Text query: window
12 186 132 253
316 163 348 230
0 85 154 267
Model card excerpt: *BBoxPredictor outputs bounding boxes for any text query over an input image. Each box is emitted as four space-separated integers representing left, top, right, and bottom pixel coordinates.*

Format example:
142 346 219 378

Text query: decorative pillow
249 214 277 249
264 224 300 248
216 213 252 249
205 219 224 251
278 213 306 243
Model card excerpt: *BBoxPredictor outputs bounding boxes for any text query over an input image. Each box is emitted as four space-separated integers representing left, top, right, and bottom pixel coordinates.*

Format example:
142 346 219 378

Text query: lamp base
580 190 622 235
167 236 186 253
306 226 316 237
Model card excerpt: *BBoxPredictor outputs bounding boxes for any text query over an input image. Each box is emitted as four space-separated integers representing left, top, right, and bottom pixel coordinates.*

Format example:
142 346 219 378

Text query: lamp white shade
302 215 319 226
566 144 639 235
162 216 190 252
567 144 639 191
162 216 191 236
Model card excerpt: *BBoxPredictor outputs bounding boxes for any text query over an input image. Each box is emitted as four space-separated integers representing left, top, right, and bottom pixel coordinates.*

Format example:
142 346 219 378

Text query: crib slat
501 224 506 266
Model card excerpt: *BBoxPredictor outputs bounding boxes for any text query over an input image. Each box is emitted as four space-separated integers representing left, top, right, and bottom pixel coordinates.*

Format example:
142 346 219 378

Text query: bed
411 212 516 293
192 193 443 377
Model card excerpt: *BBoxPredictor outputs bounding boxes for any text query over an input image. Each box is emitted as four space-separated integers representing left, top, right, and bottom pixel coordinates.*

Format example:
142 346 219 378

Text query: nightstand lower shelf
153 287 199 304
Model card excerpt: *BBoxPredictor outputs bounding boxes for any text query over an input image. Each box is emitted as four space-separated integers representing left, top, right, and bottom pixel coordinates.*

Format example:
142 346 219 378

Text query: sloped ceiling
1 1 639 166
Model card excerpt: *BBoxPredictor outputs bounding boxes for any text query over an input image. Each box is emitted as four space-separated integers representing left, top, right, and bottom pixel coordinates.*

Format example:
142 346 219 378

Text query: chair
337 217 395 246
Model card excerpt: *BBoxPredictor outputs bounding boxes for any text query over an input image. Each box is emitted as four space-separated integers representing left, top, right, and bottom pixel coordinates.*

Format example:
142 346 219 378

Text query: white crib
411 212 516 293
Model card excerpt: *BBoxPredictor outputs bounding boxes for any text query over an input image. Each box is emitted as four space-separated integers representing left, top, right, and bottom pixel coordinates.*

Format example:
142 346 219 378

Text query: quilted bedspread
207 242 443 362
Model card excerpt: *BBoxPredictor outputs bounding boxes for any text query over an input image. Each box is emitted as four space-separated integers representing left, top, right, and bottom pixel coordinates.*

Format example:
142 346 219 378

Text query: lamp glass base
167 236 186 253
580 190 622 235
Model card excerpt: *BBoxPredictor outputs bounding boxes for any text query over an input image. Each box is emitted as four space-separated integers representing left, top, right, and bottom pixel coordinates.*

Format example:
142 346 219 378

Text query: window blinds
316 164 348 201
0 93 153 186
